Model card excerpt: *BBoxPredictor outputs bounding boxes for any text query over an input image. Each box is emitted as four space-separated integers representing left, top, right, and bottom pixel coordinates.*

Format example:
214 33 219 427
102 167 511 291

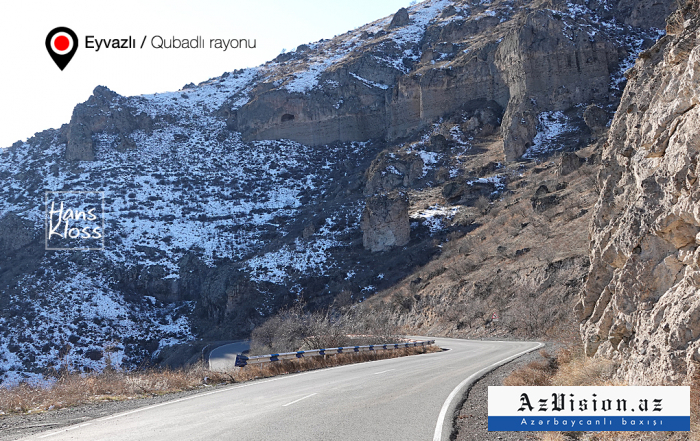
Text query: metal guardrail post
235 354 248 367
233 340 435 368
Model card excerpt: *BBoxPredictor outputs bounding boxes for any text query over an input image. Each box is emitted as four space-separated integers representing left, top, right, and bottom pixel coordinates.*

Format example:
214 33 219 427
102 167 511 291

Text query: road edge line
433 341 544 441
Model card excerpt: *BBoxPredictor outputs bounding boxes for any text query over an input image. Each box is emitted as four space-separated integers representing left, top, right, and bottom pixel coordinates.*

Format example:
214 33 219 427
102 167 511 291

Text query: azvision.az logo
46 27 78 70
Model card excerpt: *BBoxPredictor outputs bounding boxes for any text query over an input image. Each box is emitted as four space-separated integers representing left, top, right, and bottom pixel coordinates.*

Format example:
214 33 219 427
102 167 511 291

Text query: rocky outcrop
388 7 410 29
364 150 424 195
64 86 152 161
583 104 610 137
0 212 36 252
495 10 618 160
614 0 679 29
558 151 587 176
236 0 673 162
578 2 700 385
236 84 388 146
361 192 410 252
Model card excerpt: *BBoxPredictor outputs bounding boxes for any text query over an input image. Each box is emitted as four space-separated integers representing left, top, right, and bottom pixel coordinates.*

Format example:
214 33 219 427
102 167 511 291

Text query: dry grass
0 363 214 414
0 346 439 415
691 365 700 440
548 346 619 387
503 350 558 386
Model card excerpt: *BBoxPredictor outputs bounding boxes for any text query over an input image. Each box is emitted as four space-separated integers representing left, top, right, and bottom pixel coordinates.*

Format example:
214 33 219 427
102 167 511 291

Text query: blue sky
0 0 415 148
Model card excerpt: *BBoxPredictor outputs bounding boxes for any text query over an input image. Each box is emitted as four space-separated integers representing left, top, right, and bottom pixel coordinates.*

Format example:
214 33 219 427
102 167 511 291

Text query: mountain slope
579 1 700 385
0 0 674 383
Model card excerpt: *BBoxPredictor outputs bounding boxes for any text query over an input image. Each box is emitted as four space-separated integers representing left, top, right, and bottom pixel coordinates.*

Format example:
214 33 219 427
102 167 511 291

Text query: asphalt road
208 340 251 371
27 338 541 441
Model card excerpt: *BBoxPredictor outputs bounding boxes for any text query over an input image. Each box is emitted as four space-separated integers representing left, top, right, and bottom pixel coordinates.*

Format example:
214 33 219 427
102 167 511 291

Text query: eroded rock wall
236 85 388 145
236 0 671 162
361 191 410 252
387 40 509 141
64 86 152 161
496 10 618 160
578 4 700 384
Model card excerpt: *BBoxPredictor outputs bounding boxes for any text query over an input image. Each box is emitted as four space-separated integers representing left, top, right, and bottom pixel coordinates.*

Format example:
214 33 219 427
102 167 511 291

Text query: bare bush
503 350 558 386
0 346 438 415
474 195 490 215
249 303 400 355
510 293 561 337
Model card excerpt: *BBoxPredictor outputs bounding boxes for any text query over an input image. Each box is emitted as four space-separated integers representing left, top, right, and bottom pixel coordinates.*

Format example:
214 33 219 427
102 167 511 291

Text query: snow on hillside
0 67 373 381
275 0 453 93
0 268 193 386
0 0 671 383
521 111 574 159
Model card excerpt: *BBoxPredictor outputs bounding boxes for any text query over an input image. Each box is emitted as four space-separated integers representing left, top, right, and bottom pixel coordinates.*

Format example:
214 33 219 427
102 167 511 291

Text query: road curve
27 338 541 441
208 340 251 371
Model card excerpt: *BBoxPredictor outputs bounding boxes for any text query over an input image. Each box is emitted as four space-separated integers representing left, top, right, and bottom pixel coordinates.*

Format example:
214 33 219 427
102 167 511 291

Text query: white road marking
282 393 317 407
31 341 449 439
38 423 91 438
373 369 395 375
432 342 544 441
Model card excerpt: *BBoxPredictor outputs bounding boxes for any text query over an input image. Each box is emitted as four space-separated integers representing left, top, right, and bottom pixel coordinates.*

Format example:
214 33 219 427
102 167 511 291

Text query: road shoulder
452 342 559 441
0 383 234 441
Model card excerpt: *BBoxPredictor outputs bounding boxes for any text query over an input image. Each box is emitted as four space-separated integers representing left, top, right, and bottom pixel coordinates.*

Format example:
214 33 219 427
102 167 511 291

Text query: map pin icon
46 27 78 71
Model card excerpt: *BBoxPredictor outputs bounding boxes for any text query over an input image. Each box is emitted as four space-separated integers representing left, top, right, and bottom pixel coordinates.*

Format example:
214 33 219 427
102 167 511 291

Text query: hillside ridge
0 0 678 383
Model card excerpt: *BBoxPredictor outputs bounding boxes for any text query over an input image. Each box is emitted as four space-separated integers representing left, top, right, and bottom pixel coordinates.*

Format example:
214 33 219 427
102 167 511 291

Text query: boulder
428 134 450 153
388 7 410 29
559 152 586 176
583 104 609 137
361 192 410 252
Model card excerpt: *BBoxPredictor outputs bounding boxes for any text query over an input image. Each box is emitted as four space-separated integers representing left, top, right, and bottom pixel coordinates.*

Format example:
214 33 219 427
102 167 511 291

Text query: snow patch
411 204 459 234
522 111 573 159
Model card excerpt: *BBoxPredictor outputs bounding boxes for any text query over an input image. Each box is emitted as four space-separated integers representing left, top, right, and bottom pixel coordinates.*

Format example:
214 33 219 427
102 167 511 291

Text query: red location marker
46 27 78 71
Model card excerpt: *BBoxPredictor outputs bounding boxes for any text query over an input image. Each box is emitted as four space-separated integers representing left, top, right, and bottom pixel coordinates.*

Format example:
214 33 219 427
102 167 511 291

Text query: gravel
1 342 559 441
452 342 560 441
0 383 235 441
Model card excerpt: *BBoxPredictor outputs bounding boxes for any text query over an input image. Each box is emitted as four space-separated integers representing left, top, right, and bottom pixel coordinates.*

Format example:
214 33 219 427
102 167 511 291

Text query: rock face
495 10 618 160
64 86 152 161
235 0 674 161
615 0 679 29
361 192 410 252
0 212 36 252
578 3 700 385
388 7 410 29
583 104 610 137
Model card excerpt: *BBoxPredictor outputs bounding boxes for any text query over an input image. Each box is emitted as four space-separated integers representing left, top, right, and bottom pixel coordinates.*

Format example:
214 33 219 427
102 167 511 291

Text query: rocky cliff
0 0 679 383
578 1 700 385
236 0 669 161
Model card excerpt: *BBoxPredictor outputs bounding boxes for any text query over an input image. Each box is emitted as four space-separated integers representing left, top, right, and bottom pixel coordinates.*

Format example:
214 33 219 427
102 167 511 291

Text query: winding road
208 340 251 372
27 338 541 441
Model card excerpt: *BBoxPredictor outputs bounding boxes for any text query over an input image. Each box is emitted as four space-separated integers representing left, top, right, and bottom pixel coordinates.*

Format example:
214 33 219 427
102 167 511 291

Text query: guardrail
234 340 435 368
